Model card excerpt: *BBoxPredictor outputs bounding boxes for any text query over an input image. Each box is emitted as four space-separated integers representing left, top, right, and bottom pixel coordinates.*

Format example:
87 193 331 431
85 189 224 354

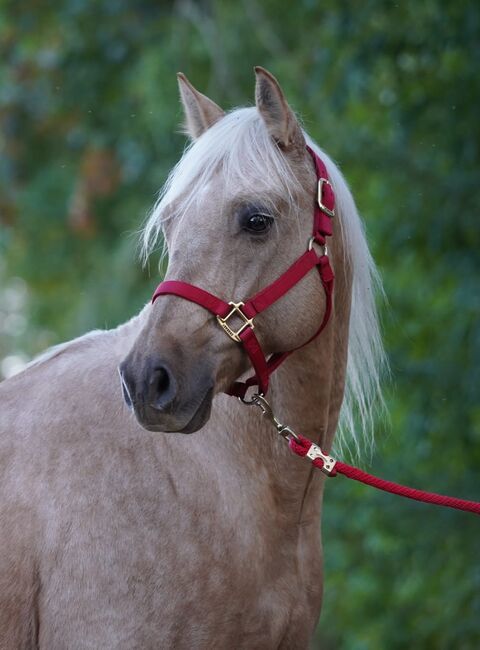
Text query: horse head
120 68 333 433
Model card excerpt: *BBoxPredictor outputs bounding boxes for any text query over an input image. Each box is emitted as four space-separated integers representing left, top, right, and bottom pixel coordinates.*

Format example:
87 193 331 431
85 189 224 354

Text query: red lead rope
289 434 480 515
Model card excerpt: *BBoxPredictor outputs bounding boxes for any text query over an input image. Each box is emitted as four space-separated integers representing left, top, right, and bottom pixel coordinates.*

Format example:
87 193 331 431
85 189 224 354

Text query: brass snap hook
239 393 299 442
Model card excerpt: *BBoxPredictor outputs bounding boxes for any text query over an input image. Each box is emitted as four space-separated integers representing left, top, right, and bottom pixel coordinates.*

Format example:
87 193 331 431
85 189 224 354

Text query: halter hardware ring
308 236 328 257
216 301 254 343
238 391 264 405
317 178 335 218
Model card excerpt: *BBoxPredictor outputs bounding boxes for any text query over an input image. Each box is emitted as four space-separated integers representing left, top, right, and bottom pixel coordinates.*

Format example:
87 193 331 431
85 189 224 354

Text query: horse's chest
39 479 321 649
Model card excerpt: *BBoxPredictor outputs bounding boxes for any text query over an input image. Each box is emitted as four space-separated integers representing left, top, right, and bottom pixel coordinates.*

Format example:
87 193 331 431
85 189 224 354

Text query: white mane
142 107 387 457
305 136 387 457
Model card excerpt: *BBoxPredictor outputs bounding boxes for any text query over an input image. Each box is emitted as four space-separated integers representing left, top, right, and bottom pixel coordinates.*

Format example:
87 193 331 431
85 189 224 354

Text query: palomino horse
0 68 384 648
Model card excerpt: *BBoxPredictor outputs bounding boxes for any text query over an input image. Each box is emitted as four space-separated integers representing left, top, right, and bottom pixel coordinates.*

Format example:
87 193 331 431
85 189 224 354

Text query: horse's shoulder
0 517 39 649
0 400 40 648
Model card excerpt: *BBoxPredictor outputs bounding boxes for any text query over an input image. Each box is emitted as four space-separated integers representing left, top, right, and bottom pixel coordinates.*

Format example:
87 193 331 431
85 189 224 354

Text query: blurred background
0 1 479 647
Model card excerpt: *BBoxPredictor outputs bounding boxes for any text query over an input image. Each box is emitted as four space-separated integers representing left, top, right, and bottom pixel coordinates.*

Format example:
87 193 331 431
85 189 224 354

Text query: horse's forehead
165 149 307 228
195 171 284 207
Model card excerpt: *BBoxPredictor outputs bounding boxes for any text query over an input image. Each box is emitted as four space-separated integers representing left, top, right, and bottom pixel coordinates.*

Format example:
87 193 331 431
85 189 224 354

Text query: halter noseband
151 145 335 400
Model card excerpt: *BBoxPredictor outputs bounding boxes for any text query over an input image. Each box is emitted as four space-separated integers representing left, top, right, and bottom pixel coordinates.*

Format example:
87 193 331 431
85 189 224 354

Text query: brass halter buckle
216 301 254 343
317 178 335 218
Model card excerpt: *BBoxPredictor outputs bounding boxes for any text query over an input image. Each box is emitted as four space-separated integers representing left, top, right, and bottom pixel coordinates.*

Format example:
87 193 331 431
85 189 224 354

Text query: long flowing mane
142 107 386 456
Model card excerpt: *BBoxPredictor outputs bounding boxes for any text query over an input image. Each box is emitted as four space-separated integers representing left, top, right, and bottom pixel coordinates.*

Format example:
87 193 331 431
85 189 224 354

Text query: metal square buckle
216 302 254 343
317 178 335 218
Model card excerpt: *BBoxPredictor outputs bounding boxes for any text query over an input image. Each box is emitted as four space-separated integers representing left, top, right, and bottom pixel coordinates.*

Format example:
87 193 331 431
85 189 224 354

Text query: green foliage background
0 1 479 647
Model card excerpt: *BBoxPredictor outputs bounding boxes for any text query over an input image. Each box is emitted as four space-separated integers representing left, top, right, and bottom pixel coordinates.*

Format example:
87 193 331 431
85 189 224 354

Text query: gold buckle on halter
317 178 335 218
216 302 254 343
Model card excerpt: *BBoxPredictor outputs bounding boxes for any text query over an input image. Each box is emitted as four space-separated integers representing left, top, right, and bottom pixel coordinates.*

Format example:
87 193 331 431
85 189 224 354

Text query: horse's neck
118 250 350 524
210 267 351 524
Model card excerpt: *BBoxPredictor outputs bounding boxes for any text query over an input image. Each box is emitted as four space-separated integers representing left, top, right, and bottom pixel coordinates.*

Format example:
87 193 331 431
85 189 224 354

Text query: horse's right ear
177 73 225 140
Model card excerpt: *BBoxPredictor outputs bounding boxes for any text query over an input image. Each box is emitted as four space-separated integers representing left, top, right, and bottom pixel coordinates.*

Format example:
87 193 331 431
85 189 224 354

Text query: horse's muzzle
118 355 214 434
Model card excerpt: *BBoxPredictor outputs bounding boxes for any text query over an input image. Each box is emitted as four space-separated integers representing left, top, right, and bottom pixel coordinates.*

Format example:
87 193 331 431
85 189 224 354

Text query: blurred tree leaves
0 1 479 648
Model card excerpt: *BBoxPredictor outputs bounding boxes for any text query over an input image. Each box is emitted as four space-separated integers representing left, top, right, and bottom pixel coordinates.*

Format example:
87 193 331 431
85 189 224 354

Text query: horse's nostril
156 367 170 395
149 364 177 411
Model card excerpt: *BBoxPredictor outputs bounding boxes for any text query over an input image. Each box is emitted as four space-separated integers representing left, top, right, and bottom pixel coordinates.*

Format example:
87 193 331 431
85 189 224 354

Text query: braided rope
289 435 480 516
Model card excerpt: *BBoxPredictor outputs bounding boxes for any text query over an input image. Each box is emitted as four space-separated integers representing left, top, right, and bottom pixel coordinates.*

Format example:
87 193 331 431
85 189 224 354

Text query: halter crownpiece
152 145 335 399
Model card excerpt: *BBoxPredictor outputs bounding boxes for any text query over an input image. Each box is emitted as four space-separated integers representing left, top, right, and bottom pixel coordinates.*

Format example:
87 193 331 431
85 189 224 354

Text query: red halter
151 145 335 399
151 145 480 516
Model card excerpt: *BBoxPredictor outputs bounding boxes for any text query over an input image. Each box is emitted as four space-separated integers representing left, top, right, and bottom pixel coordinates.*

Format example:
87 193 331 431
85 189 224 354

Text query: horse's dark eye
244 213 273 233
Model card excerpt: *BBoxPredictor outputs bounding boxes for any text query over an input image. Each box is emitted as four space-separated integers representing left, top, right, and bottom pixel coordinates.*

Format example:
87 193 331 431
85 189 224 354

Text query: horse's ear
177 72 225 140
254 66 304 150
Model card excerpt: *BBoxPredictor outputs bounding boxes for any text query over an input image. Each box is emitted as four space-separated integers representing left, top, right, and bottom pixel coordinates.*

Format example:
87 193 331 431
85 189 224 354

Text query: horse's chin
134 386 214 435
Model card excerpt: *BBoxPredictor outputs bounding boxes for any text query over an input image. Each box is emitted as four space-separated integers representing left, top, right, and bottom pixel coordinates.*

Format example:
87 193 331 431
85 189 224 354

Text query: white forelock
142 107 304 261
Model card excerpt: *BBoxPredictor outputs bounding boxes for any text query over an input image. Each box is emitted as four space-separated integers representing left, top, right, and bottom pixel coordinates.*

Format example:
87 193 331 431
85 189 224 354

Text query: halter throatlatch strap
151 145 336 397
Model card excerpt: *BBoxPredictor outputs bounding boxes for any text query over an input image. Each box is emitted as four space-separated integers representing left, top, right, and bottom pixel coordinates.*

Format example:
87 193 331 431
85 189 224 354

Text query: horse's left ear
254 66 304 150
177 72 225 139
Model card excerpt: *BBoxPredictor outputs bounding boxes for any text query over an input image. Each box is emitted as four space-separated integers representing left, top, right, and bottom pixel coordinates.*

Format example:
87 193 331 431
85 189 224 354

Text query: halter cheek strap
151 145 335 399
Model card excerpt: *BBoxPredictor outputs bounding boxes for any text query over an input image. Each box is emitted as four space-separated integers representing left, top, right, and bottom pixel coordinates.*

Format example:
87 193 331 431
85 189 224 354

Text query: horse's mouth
175 386 214 434
131 385 214 435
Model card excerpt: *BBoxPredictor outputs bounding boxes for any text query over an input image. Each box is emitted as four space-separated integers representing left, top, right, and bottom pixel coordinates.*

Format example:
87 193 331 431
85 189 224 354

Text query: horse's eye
244 213 273 233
